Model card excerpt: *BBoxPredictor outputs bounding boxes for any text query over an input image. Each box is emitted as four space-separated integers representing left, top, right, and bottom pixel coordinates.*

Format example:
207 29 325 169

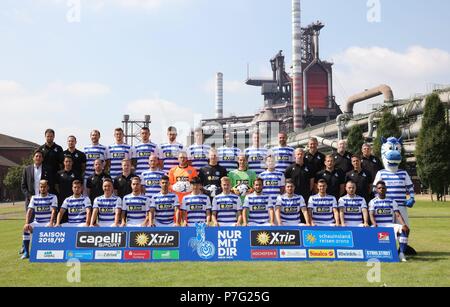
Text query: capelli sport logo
76 232 127 248
251 230 301 247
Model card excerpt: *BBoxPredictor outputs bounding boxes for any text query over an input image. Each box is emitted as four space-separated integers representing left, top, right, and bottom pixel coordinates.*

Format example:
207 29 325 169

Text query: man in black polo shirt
38 129 64 194
304 137 325 175
333 140 353 174
315 154 345 200
345 155 372 203
285 148 314 204
86 158 111 203
199 149 228 200
56 156 81 222
64 135 87 179
114 159 136 198
361 143 383 181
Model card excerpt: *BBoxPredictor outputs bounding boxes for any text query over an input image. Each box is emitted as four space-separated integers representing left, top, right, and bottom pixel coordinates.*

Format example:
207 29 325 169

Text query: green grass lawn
0 201 449 287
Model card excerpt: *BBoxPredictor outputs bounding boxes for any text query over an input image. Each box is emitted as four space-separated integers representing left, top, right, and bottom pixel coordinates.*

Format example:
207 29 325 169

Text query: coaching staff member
38 129 64 194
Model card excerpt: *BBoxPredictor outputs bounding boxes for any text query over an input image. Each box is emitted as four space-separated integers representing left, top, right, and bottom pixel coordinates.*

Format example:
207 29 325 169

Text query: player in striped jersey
212 177 243 227
181 177 212 226
83 130 108 184
369 181 410 262
121 177 151 227
243 178 275 226
140 154 165 199
244 131 272 176
217 133 241 172
259 156 285 203
150 176 180 227
188 128 211 170
55 180 92 227
106 128 133 179
228 154 257 202
90 179 122 227
132 127 160 177
271 132 295 173
308 179 340 226
21 180 58 259
275 179 309 226
159 126 184 174
338 181 369 227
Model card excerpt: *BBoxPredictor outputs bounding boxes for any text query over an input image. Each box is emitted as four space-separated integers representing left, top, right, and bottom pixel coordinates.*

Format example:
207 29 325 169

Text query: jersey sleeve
51 195 58 208
243 196 250 209
373 171 382 188
105 146 111 160
331 196 338 208
180 196 187 211
93 198 99 209
206 197 212 210
84 197 92 209
236 196 243 211
61 198 69 210
267 197 274 209
173 195 180 207
275 195 282 207
115 198 122 210
405 172 415 195
212 197 218 212
299 196 306 208
145 197 151 212
28 196 35 210
392 200 400 212
368 199 375 212
361 198 368 209
337 197 345 208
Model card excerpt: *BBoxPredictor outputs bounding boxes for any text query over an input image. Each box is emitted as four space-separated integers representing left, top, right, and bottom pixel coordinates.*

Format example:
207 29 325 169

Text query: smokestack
216 72 224 119
292 0 303 132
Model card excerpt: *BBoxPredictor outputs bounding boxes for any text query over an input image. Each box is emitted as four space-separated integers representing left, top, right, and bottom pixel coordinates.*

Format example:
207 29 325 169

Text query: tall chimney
216 72 224 119
292 0 303 132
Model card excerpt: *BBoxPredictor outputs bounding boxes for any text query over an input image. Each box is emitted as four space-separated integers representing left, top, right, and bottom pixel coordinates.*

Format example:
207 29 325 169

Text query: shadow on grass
410 251 450 262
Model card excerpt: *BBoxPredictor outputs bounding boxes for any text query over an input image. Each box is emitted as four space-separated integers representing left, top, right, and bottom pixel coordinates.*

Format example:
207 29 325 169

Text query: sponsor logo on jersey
279 249 307 259
251 230 301 247
251 250 278 259
76 232 127 248
94 250 122 260
308 249 336 259
124 250 151 260
130 231 179 248
36 250 64 260
336 250 364 259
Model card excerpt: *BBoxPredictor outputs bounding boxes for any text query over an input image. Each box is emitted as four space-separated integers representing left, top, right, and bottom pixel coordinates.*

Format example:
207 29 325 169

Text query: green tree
2 155 32 205
347 125 365 155
416 94 450 201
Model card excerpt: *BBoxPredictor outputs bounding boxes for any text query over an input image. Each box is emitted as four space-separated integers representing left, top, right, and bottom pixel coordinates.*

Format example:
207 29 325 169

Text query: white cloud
332 46 450 114
65 82 111 96
0 80 23 93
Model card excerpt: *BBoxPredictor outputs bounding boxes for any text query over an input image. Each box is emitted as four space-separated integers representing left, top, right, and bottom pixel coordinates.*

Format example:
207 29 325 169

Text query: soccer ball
172 181 193 193
234 183 250 196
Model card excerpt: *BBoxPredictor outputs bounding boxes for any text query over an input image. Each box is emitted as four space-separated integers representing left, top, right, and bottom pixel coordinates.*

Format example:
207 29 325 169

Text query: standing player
211 177 243 227
228 154 257 203
333 140 353 174
308 179 340 226
188 128 211 171
140 154 165 199
199 149 228 200
21 180 58 259
304 137 325 176
369 181 410 262
271 132 295 173
315 155 345 200
181 177 212 227
259 156 286 203
338 181 369 227
244 131 272 176
64 135 87 179
275 179 309 226
159 126 184 175
86 159 111 203
242 178 275 226
55 180 92 227
107 128 133 179
84 130 108 189
169 151 199 203
121 177 151 227
90 179 122 227
217 132 241 173
149 176 180 227
132 127 159 177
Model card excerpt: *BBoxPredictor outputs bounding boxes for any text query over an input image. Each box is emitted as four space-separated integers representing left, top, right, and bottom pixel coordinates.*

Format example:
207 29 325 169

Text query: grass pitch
0 200 449 287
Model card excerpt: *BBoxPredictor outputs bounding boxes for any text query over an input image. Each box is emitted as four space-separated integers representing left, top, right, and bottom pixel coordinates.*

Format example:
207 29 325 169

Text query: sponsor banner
76 232 127 248
124 250 151 260
153 250 180 260
66 250 94 260
37 250 64 260
279 249 307 259
94 250 122 260
378 232 391 244
308 249 336 259
366 250 393 260
337 250 364 259
303 230 354 248
251 230 301 247
251 250 278 259
129 231 179 248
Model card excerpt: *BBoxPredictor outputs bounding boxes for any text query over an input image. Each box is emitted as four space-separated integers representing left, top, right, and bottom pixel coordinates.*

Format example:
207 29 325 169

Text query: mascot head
381 137 403 172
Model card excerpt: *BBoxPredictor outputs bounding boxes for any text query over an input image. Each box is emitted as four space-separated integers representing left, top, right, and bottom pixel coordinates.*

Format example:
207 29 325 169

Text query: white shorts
217 222 238 227
97 221 117 227
61 223 87 228
248 222 272 227
127 223 146 227
30 221 51 228
396 206 409 227
155 221 175 227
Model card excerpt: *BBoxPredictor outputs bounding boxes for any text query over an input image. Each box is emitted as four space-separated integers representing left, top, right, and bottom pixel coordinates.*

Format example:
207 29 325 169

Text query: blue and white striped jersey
243 193 274 225
308 194 338 226
259 170 285 201
373 170 414 207
244 147 272 176
338 195 367 226
271 146 295 173
159 143 184 174
122 194 151 225
368 197 399 225
217 146 241 172
140 170 164 199
107 143 133 179
181 194 212 226
132 142 159 176
150 193 179 225
84 144 108 180
212 193 242 225
93 195 122 223
275 194 306 225
188 144 211 170
61 196 92 224
28 194 58 224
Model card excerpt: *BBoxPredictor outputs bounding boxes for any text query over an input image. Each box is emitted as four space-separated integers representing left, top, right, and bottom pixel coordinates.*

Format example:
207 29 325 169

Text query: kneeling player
212 177 243 227
55 180 92 227
369 181 410 262
338 181 369 227
242 178 275 226
181 177 212 227
90 178 122 227
121 177 151 227
149 176 180 227
275 179 310 226
308 179 340 226
21 180 58 259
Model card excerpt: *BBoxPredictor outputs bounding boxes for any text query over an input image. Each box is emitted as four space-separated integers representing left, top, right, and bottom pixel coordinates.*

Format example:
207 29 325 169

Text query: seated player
149 176 180 227
369 181 410 262
21 180 58 259
90 178 122 227
121 177 151 227
308 179 340 226
55 180 92 227
275 179 310 226
338 180 369 227
181 177 212 227
242 178 275 226
212 177 243 227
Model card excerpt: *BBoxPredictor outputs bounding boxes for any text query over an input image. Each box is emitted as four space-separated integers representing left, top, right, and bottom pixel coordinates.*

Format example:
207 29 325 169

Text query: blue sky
1 0 449 148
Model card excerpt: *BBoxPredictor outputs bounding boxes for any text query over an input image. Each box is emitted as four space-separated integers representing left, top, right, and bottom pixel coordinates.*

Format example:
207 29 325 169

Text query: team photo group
20 126 415 262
